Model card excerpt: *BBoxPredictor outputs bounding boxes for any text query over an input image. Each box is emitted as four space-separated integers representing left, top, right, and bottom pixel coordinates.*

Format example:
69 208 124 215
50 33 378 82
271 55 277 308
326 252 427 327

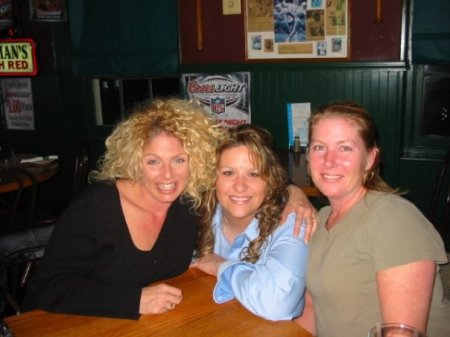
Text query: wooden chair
0 171 24 232
429 150 450 249
0 168 38 233
32 139 102 226
429 150 450 300
72 139 105 198
72 140 94 198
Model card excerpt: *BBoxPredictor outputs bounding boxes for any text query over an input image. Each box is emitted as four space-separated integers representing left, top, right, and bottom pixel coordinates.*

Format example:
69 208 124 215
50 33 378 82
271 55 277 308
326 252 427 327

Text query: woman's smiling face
308 117 376 205
215 145 267 227
140 133 189 205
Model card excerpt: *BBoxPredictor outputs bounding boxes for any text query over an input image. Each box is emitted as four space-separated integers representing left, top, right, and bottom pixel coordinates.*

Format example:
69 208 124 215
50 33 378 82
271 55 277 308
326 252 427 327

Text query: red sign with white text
0 38 38 76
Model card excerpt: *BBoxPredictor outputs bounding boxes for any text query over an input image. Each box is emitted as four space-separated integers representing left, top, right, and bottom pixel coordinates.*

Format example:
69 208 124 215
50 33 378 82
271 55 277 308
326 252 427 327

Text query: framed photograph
245 0 349 60
29 0 66 22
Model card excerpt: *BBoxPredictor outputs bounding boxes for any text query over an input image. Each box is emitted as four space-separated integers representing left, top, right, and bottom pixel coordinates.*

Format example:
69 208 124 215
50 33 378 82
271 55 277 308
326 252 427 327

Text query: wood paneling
180 63 405 183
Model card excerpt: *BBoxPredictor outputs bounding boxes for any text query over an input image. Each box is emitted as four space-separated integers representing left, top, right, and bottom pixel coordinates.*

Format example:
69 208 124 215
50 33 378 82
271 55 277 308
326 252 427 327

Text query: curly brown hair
198 124 289 263
90 98 228 209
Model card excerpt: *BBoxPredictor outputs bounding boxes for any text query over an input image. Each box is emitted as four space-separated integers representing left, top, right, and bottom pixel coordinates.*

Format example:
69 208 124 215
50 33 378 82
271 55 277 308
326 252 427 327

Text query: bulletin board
245 0 349 60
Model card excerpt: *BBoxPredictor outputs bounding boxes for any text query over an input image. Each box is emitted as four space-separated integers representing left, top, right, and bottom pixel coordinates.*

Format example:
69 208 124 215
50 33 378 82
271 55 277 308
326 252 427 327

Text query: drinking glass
368 323 427 337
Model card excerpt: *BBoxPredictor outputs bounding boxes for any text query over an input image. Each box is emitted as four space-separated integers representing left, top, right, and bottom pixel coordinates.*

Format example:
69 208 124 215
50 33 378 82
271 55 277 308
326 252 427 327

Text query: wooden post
195 0 204 50
375 0 382 23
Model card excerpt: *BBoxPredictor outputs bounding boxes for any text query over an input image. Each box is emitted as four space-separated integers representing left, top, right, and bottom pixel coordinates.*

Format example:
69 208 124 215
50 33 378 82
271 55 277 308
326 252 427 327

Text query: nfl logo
210 97 226 114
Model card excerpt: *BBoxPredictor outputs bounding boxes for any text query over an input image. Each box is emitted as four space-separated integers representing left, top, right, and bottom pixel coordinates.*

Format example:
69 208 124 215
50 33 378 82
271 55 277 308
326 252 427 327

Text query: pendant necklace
222 212 231 228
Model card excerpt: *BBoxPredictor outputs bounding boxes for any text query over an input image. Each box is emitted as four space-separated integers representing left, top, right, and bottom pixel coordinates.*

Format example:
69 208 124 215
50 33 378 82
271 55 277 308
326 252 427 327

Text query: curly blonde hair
198 124 289 263
90 98 228 209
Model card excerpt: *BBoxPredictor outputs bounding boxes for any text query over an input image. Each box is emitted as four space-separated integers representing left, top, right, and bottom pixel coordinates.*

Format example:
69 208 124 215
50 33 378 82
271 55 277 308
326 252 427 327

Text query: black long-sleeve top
23 183 198 319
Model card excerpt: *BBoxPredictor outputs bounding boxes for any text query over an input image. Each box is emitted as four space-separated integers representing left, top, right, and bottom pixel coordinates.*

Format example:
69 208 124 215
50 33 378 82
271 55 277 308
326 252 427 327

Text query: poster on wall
1 78 35 130
182 72 251 127
246 0 349 60
287 102 311 148
29 0 66 22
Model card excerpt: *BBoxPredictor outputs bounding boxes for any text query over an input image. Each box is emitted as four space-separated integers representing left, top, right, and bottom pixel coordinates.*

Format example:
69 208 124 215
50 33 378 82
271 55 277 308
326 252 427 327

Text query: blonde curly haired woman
24 98 227 319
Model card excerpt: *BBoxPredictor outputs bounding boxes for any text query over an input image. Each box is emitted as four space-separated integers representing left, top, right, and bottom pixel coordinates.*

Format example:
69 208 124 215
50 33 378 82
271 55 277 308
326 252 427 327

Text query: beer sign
0 38 38 76
182 73 251 127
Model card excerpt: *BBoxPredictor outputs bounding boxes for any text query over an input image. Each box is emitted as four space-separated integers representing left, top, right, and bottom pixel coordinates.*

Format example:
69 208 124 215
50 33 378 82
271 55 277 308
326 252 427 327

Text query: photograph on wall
246 0 348 60
1 78 35 130
182 72 251 127
29 0 66 22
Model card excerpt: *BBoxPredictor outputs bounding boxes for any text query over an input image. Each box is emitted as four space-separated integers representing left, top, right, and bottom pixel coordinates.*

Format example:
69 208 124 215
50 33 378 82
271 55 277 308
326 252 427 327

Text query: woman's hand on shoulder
282 184 319 243
139 283 183 314
191 254 226 276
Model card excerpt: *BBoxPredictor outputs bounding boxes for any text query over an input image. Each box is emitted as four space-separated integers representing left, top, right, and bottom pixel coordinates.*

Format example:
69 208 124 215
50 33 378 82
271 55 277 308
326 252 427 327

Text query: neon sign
0 38 38 76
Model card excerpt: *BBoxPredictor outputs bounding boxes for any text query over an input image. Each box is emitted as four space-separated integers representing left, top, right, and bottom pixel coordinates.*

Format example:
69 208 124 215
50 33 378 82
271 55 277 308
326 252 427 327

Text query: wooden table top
0 154 59 194
5 268 313 337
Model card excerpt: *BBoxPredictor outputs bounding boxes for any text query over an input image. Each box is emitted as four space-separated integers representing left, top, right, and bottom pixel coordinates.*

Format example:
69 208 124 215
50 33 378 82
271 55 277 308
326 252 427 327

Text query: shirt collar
213 204 260 241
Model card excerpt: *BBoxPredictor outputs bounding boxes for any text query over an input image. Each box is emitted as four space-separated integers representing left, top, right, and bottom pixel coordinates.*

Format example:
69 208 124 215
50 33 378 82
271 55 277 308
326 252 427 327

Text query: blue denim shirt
212 205 309 321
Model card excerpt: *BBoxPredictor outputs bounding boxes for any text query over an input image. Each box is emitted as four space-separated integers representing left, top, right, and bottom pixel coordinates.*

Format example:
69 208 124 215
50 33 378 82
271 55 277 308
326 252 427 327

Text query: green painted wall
1 1 448 247
180 62 406 186
3 60 447 225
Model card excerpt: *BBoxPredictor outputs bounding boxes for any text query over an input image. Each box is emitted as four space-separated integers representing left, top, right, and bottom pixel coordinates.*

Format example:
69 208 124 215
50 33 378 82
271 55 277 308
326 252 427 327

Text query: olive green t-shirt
307 191 450 337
